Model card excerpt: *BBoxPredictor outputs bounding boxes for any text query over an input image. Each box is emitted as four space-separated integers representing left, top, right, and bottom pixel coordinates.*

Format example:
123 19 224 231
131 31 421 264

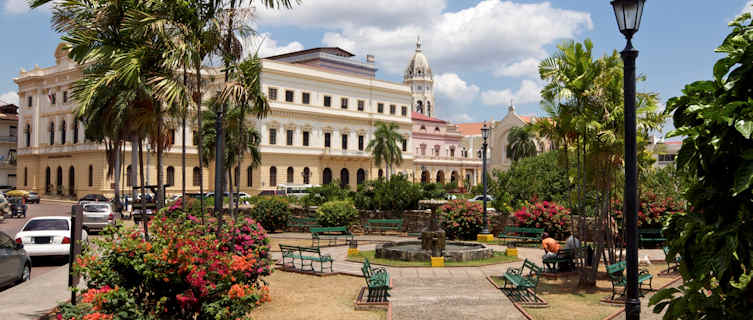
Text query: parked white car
82 202 115 232
15 216 87 258
470 195 494 202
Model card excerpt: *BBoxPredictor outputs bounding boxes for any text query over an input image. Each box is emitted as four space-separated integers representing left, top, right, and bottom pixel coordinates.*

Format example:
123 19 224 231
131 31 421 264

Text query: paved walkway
270 234 666 320
0 264 82 319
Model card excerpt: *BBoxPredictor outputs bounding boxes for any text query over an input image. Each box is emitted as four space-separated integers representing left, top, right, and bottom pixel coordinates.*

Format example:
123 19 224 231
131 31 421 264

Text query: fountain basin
375 241 493 263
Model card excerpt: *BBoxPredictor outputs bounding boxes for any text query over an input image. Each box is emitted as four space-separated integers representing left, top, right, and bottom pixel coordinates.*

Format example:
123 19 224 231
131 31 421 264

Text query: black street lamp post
611 1 646 319
214 91 225 214
480 123 490 235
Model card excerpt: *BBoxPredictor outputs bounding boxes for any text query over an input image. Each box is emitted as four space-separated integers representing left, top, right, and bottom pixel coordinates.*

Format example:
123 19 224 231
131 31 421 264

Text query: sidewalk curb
40 199 77 205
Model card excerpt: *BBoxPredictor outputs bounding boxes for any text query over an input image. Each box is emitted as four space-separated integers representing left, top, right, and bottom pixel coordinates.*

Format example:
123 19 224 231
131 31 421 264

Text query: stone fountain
419 199 447 257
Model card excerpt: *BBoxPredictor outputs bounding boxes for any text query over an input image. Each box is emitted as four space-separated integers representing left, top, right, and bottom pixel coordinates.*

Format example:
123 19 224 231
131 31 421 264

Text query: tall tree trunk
194 65 204 216
113 139 121 214
156 119 164 209
138 138 149 240
182 67 187 209
131 136 138 217
228 167 235 222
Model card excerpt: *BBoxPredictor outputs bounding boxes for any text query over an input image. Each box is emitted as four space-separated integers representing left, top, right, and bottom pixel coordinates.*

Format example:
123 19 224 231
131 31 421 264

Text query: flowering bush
439 200 484 240
611 191 685 228
57 203 272 320
513 200 571 236
250 197 291 232
316 200 359 227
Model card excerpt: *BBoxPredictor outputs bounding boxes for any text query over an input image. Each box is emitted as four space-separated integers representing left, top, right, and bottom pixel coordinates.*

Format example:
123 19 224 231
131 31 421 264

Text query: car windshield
84 205 109 212
23 219 69 231
30 192 37 195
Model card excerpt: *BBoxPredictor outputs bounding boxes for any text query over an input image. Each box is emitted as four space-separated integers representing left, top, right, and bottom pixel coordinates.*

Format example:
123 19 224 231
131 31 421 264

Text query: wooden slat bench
497 227 544 245
364 219 403 234
542 248 574 273
606 261 653 300
288 216 320 231
639 228 666 247
502 259 543 301
279 244 333 273
310 226 354 247
360 258 391 302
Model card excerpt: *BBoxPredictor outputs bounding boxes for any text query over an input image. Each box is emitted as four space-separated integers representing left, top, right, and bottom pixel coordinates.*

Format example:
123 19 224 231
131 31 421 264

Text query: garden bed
490 263 679 320
346 250 518 267
249 271 386 320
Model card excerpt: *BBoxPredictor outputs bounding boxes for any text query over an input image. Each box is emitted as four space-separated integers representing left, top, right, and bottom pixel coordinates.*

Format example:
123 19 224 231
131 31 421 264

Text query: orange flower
227 284 248 299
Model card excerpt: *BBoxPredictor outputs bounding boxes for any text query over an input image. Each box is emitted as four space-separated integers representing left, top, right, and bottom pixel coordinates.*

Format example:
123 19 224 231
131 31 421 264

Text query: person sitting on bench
565 231 581 250
541 232 560 260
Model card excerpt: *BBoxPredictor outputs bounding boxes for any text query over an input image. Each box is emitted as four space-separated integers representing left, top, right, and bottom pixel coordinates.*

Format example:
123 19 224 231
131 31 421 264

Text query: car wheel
18 263 30 283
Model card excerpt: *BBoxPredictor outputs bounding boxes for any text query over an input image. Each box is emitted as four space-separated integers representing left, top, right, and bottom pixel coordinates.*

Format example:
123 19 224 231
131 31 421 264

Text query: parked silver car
0 230 31 288
82 202 115 232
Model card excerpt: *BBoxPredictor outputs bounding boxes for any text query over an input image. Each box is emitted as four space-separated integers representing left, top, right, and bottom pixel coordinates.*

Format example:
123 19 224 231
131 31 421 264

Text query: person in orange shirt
541 232 560 260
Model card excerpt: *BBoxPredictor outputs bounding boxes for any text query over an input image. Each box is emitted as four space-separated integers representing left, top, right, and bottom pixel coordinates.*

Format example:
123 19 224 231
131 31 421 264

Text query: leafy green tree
506 125 539 161
491 152 571 208
367 121 404 180
650 13 753 319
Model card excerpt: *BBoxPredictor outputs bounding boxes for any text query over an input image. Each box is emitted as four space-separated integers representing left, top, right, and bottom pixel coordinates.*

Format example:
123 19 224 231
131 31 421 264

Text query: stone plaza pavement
269 233 667 320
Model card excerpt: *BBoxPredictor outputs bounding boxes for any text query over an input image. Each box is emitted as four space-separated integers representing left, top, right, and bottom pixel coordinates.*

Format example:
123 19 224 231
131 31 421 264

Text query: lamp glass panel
634 1 644 31
623 2 638 30
612 2 626 31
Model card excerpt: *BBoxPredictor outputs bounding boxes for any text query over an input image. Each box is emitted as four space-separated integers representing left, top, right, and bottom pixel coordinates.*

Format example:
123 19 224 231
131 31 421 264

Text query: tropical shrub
56 204 272 320
302 183 349 207
439 200 484 240
513 200 571 236
421 183 447 200
250 197 291 232
491 152 571 206
650 12 753 319
353 181 378 210
353 176 422 211
316 200 359 227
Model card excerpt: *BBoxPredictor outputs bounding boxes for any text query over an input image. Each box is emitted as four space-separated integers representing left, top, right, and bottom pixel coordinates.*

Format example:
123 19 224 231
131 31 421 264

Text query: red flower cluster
611 192 685 228
514 200 571 236
439 200 485 240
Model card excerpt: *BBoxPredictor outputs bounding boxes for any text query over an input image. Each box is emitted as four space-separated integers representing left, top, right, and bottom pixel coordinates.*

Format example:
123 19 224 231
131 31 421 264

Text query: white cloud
3 0 30 14
481 80 542 106
0 91 18 105
243 33 304 58
266 0 592 75
494 58 541 78
742 1 753 15
434 73 479 102
450 113 472 122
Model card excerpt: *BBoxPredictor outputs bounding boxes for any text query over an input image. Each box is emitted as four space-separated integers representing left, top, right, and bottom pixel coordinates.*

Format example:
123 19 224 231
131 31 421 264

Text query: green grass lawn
346 250 518 267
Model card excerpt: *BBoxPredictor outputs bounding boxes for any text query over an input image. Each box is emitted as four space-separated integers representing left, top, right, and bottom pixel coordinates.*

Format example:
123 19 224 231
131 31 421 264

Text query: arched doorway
421 170 429 184
45 167 51 193
166 166 175 186
269 167 277 187
378 169 383 179
340 168 349 189
451 170 459 184
302 167 310 184
322 168 332 185
68 166 75 196
56 166 63 194
436 170 445 184
357 169 366 185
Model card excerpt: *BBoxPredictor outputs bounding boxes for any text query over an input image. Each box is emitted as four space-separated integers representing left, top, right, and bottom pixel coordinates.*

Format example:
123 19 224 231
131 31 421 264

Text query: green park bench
364 219 403 234
542 248 575 273
606 261 653 300
279 244 333 273
639 228 666 247
310 226 354 247
361 258 391 302
288 216 320 231
502 259 543 302
497 227 544 245
662 246 681 273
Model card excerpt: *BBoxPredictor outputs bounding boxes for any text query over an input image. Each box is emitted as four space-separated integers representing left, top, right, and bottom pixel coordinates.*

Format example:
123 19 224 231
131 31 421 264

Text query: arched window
286 167 294 183
192 167 201 186
421 170 429 184
61 120 66 144
436 171 445 184
166 166 175 186
68 166 75 195
269 166 277 187
378 169 383 179
234 166 240 186
357 169 366 185
89 165 94 187
24 167 27 186
303 167 310 184
340 168 349 189
49 121 55 145
416 100 423 113
73 121 79 144
24 124 30 147
322 168 332 185
56 166 63 194
427 101 431 116
126 165 132 187
45 167 51 193
247 166 253 187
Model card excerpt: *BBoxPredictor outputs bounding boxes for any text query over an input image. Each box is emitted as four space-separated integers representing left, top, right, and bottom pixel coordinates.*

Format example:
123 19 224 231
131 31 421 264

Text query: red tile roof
518 115 532 123
456 122 484 136
412 112 447 124
664 141 682 145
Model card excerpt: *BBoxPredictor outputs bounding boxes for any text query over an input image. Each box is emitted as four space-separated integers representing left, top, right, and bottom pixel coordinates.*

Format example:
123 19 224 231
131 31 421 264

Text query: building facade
0 104 18 188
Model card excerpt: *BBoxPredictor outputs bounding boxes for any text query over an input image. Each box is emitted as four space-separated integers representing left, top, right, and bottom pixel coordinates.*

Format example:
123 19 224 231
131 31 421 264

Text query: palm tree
366 121 403 181
506 125 538 162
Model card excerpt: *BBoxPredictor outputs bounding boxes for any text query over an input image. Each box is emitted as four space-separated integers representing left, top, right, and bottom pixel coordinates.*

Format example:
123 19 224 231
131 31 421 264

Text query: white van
277 184 316 198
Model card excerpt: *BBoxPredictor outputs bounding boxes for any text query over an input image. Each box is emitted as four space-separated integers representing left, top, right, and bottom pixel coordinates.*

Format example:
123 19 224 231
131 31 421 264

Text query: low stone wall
375 241 494 262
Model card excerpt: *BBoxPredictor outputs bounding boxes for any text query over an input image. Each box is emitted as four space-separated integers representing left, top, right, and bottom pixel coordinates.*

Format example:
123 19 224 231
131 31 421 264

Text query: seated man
565 231 581 250
541 232 560 261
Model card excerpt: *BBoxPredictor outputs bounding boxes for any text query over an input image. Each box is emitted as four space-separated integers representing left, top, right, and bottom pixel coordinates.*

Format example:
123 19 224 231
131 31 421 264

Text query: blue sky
1 0 751 138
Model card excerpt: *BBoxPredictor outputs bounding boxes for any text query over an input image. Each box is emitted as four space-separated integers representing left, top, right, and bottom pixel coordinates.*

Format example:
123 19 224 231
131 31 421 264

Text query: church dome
404 37 432 80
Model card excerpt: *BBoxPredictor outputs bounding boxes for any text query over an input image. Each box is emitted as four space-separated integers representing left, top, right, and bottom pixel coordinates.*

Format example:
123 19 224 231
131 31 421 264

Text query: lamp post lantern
611 1 646 319
480 123 491 237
